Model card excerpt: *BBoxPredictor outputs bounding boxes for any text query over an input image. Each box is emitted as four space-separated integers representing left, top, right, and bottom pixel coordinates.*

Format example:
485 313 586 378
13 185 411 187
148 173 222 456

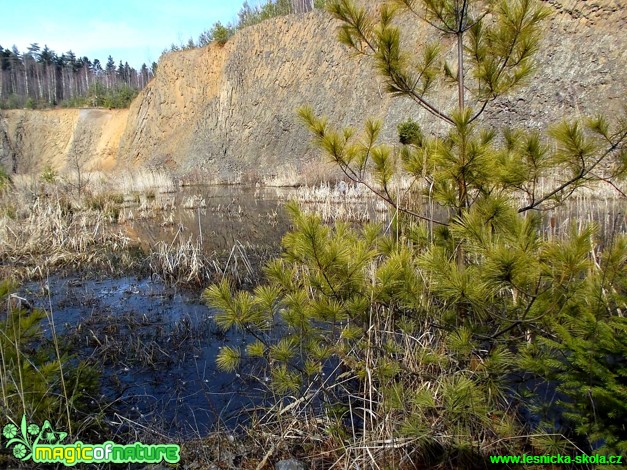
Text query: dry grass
4 164 622 284
1 170 280 285
262 161 350 188
113 168 179 194
0 194 135 279
179 168 235 186
287 174 626 229
147 229 262 288
287 182 389 223
212 241 255 283
262 164 301 187
148 233 210 286
303 200 388 223
187 160 344 188
181 194 207 209
12 168 179 205
293 181 367 203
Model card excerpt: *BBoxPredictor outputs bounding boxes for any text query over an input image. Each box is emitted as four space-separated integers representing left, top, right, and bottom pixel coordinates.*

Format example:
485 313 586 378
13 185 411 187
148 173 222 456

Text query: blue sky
0 0 246 68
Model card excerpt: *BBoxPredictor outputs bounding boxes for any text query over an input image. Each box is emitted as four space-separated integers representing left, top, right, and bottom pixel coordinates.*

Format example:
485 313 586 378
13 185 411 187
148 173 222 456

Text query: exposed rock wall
117 10 391 180
1 2 625 180
0 109 127 173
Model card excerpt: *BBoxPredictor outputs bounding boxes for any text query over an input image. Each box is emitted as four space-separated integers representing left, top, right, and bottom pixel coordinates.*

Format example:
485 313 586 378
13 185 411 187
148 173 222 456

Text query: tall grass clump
149 232 260 288
114 169 178 195
149 235 210 287
0 194 134 279
0 165 186 279
289 182 389 222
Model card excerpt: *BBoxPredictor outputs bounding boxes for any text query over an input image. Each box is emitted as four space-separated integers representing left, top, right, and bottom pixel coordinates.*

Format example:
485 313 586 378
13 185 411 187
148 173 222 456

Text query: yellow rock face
1 108 128 173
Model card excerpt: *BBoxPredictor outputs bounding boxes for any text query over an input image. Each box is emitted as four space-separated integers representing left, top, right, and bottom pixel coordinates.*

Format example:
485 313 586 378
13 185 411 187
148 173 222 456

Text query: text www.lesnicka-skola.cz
489 454 623 465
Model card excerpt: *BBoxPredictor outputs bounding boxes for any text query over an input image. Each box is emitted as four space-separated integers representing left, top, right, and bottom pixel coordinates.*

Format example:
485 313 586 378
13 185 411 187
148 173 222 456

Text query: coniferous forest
0 44 156 109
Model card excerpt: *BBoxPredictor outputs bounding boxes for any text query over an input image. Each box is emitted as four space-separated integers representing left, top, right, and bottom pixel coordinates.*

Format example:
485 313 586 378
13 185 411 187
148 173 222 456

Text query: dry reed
148 234 210 286
0 195 133 279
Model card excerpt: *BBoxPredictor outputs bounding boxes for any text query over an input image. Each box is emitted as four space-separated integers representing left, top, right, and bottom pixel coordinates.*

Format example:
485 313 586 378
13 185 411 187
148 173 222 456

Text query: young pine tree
206 0 626 465
0 280 100 439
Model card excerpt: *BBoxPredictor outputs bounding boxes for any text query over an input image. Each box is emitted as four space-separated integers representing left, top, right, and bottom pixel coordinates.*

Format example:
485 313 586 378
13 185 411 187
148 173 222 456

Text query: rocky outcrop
1 2 625 180
117 10 389 180
0 109 127 173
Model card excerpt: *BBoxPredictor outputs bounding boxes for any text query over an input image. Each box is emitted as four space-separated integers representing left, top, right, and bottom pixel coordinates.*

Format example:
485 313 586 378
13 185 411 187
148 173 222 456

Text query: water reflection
120 186 295 254
119 185 625 249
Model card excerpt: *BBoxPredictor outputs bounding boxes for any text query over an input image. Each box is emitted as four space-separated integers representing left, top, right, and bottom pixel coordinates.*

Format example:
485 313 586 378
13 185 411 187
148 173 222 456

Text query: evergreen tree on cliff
206 0 627 466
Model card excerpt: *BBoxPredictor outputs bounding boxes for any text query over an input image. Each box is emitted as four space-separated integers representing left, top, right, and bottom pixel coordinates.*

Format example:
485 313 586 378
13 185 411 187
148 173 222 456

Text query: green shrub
209 21 232 46
0 165 12 191
397 118 423 146
40 165 57 184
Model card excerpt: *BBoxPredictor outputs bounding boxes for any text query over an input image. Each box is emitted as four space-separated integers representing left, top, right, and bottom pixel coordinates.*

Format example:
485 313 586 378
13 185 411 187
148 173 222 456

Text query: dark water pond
22 186 299 438
23 275 261 438
20 185 626 439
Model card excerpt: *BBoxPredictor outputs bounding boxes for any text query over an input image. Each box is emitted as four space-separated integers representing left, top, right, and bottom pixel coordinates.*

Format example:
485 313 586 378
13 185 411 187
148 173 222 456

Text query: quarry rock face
0 109 127 173
1 2 625 180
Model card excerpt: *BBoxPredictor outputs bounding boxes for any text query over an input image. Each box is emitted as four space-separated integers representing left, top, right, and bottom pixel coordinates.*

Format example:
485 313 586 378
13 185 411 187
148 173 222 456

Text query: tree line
168 0 328 51
0 43 157 109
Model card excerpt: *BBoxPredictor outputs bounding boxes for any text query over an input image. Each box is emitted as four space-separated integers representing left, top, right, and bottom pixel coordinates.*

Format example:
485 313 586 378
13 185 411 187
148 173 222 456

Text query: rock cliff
1 1 625 181
0 109 127 173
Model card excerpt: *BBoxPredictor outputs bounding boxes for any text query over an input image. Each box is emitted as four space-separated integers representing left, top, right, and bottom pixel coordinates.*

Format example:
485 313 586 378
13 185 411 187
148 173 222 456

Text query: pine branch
469 99 491 123
393 74 455 125
341 161 448 226
397 1 454 34
518 130 627 213
588 173 627 198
